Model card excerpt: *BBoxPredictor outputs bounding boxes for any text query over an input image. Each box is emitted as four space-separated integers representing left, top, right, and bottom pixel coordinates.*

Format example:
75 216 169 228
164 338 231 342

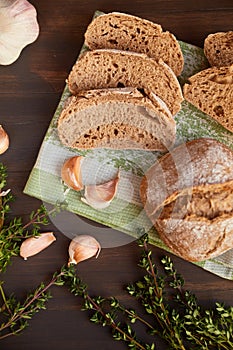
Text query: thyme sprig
61 234 233 350
0 265 73 340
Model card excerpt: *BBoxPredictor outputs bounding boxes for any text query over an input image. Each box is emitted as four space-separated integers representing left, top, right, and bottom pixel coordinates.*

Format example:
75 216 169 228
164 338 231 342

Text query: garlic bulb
20 232 56 260
0 0 39 65
68 235 101 265
81 173 120 210
0 125 9 154
61 156 84 191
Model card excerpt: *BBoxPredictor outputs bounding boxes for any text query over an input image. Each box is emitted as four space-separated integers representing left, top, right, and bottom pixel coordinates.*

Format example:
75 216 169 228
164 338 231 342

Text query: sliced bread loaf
204 31 233 67
183 65 233 132
140 138 233 261
67 49 183 116
84 12 184 76
57 87 176 151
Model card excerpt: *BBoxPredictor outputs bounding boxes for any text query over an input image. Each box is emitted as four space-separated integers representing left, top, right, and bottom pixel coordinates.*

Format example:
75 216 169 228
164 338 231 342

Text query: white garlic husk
81 173 120 210
68 235 101 265
61 156 84 191
0 0 39 65
0 125 9 154
20 232 56 260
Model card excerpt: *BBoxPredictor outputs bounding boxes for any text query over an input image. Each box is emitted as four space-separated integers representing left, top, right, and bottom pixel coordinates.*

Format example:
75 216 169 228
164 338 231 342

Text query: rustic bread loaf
57 87 176 151
67 49 183 116
84 12 184 76
183 65 233 132
204 31 233 67
140 138 233 262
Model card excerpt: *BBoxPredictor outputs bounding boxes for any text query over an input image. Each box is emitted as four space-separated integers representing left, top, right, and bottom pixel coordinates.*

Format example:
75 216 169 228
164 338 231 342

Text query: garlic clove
0 125 9 155
61 156 84 191
20 232 56 260
0 0 39 65
81 173 120 210
68 235 101 265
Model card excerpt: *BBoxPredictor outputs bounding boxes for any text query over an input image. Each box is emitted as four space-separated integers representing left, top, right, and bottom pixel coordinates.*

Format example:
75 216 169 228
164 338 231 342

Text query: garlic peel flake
81 173 120 210
20 232 56 260
68 235 101 265
0 0 39 65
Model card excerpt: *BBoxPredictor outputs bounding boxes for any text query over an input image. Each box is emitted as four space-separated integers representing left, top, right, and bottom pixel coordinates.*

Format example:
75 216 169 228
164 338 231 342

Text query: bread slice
204 31 233 67
57 87 176 151
67 49 183 116
183 65 233 132
84 12 184 76
140 138 233 261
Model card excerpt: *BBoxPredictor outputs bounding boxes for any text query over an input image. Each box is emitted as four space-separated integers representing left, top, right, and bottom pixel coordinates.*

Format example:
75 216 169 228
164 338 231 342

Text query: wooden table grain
0 0 233 349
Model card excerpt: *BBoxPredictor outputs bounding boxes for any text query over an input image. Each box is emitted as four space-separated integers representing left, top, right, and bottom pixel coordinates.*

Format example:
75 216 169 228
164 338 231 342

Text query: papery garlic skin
68 235 101 265
61 156 84 191
0 0 39 65
81 174 120 210
0 125 9 154
20 232 56 260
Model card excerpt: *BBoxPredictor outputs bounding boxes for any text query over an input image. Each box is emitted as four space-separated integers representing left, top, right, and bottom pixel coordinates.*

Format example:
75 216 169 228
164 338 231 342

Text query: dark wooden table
0 1 232 349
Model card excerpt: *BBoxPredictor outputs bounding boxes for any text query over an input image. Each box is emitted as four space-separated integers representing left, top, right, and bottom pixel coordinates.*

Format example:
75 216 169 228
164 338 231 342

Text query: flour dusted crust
204 31 233 67
84 12 184 76
183 65 233 132
140 138 233 262
67 49 183 116
57 87 176 151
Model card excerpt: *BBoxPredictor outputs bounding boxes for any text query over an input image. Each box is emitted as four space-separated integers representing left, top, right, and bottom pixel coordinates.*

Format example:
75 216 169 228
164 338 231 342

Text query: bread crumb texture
84 12 184 76
204 31 233 67
183 65 233 132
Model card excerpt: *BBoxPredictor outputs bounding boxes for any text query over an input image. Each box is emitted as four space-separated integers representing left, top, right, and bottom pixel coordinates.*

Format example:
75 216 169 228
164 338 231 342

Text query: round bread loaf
140 138 233 262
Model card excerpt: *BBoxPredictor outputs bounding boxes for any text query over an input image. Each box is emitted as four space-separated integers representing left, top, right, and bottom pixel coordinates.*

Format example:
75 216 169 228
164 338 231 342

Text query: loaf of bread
204 31 233 67
58 87 176 151
183 65 233 133
67 49 183 116
84 12 184 76
140 138 233 262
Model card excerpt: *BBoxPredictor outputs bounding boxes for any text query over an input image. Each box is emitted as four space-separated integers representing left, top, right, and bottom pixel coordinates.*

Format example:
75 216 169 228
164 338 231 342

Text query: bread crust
140 138 233 261
204 31 233 67
183 65 233 132
67 49 183 116
57 88 176 151
84 12 184 76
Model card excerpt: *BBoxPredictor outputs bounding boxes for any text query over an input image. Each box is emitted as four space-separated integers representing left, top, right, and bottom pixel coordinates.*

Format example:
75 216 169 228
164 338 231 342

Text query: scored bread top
84 12 184 76
183 65 233 132
57 87 176 151
67 49 183 116
204 31 233 67
155 180 233 262
140 138 233 220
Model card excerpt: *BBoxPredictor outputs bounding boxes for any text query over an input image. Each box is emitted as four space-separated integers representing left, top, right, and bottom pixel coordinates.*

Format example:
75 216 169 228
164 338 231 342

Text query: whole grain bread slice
183 65 233 132
84 12 184 76
204 31 233 67
57 87 176 151
140 138 233 262
67 49 183 116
